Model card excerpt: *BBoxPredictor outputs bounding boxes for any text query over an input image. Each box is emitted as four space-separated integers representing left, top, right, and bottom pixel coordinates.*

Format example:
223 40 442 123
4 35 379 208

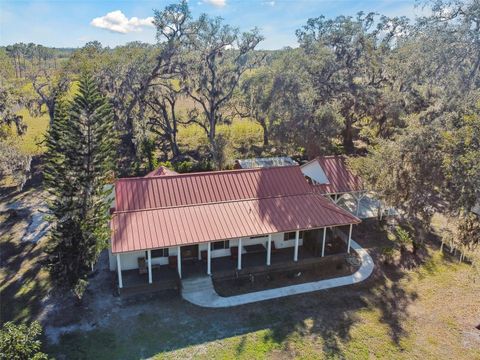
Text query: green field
11 109 49 156
11 107 266 163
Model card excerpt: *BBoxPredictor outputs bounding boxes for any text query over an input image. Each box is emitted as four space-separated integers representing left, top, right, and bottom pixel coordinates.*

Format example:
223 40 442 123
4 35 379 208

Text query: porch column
177 246 182 278
321 227 326 257
266 234 272 266
116 254 123 289
147 250 152 284
207 242 211 275
334 194 338 202
294 230 299 262
347 224 353 254
237 238 242 270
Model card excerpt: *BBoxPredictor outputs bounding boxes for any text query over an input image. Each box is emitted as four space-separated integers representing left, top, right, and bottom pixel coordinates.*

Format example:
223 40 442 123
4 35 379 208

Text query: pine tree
44 73 116 293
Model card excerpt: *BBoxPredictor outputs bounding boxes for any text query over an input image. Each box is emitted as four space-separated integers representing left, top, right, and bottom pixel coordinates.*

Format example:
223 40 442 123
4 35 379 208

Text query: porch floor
119 265 179 296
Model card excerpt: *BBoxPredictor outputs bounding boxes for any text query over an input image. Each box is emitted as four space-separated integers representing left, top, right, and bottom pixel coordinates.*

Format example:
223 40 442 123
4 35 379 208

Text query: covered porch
113 224 354 291
192 226 350 278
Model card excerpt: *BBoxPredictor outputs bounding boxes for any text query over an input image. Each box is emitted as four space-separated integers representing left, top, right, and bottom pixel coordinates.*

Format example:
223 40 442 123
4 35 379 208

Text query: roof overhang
111 193 360 254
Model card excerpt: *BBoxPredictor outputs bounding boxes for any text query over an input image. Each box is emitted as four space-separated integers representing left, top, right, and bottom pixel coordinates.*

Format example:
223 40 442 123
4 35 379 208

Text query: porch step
181 276 213 294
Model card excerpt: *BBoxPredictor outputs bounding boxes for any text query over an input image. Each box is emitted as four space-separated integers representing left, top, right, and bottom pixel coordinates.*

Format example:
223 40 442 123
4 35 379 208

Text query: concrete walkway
181 239 374 308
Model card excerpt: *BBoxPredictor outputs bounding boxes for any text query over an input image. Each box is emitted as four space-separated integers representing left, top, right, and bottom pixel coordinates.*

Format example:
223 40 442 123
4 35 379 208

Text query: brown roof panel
309 156 363 194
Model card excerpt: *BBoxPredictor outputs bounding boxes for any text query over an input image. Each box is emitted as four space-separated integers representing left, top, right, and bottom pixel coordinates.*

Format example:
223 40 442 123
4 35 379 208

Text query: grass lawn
45 252 479 360
40 221 479 360
1 193 479 360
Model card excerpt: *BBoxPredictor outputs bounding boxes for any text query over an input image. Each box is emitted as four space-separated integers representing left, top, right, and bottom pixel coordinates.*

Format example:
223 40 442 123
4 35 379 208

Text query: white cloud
203 0 226 7
91 10 154 34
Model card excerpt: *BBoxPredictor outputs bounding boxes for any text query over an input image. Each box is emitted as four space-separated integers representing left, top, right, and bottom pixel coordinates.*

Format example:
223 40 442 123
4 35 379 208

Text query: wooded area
0 0 479 289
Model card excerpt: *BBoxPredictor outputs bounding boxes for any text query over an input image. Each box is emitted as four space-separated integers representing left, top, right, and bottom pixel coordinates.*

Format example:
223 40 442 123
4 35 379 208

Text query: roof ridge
301 155 347 167
113 191 315 215
116 164 301 182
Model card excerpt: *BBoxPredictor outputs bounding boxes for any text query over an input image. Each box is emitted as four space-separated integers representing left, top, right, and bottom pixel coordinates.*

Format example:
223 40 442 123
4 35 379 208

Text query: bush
159 160 213 173
72 278 89 301
381 247 397 265
0 321 48 360
395 226 413 249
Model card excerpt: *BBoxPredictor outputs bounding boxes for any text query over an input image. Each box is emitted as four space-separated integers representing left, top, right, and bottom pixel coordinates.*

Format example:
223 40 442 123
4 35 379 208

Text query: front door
303 229 321 256
181 245 199 261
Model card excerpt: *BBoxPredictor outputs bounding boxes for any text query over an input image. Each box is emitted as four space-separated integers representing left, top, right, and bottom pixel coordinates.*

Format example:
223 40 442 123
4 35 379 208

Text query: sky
0 0 427 50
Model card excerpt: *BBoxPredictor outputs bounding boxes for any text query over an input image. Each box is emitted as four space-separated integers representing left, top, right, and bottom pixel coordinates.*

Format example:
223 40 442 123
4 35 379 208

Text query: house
109 165 360 291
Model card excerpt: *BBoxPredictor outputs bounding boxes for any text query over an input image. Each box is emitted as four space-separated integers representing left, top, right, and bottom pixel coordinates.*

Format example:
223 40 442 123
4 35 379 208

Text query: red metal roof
144 166 178 177
307 156 363 194
115 166 312 212
111 165 360 253
111 193 360 253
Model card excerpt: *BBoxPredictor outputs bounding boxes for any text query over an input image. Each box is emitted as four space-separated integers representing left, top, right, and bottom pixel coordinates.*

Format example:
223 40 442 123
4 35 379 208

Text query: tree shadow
0 206 51 325
44 216 438 359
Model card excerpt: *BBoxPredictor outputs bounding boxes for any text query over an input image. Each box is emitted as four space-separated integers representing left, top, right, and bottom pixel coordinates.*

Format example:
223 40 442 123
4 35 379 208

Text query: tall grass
11 109 49 156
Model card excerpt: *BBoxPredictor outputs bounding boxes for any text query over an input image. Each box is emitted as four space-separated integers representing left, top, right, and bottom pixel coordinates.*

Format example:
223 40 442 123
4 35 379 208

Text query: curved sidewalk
181 239 374 308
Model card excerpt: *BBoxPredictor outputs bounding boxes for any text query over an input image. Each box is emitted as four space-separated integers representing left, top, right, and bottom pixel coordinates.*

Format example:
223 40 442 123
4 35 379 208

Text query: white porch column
266 234 272 266
116 254 123 289
348 224 353 254
237 238 242 270
322 227 326 257
207 242 211 275
177 246 182 278
334 194 338 202
147 250 152 284
294 230 299 262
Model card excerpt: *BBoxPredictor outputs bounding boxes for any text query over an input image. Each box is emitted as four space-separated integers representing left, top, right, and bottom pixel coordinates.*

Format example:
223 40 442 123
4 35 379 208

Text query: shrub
395 226 413 249
72 278 88 301
0 321 48 360
381 247 397 265
163 160 213 173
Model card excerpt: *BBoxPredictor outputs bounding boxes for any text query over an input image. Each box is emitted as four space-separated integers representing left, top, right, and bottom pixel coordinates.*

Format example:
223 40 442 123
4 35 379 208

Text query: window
249 235 266 239
146 248 169 258
211 240 230 250
284 231 303 241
